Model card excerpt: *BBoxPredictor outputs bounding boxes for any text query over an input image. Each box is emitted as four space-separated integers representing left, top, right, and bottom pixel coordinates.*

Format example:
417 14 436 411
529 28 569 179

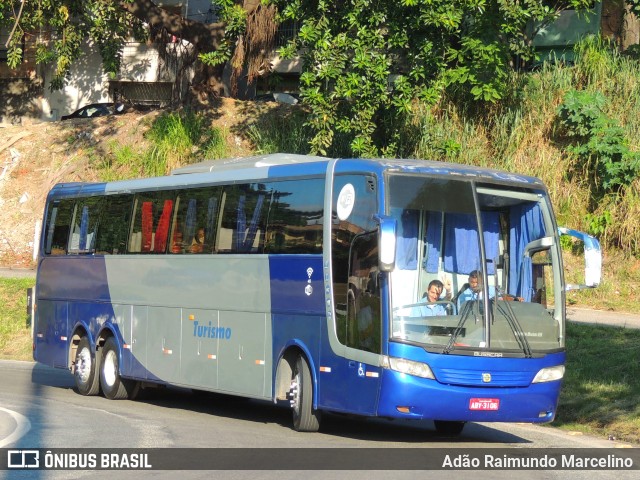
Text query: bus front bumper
376 369 561 423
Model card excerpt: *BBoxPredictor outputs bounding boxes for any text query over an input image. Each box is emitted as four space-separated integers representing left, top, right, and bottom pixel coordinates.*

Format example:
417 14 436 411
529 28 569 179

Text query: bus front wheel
433 420 466 437
74 336 100 396
289 355 321 432
99 337 139 400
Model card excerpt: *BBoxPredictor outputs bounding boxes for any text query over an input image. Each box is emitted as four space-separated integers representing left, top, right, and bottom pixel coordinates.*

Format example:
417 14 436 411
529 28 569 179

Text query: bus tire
74 336 100 396
434 420 466 437
99 337 139 400
290 355 321 432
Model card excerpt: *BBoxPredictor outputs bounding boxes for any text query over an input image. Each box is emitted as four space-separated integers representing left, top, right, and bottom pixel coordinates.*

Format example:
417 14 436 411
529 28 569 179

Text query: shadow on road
28 365 530 445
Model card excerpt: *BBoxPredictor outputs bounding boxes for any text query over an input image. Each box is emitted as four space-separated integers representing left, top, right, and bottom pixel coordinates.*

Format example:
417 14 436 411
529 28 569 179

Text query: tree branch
4 0 26 49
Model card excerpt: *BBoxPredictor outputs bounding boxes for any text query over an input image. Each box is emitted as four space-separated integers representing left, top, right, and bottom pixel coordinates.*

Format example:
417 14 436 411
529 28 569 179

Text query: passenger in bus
171 231 184 254
455 270 522 309
455 270 493 309
191 228 206 253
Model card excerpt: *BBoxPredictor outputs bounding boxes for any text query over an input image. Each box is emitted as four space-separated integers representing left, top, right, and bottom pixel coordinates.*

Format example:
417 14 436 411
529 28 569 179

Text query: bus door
328 175 382 415
343 232 383 415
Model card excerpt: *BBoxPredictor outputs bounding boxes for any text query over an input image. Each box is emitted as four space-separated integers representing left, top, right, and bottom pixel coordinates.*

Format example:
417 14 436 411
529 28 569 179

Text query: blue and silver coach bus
33 153 601 435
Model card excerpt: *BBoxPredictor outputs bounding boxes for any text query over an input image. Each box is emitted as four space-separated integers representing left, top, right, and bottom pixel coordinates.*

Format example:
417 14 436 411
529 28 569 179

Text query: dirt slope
0 98 275 268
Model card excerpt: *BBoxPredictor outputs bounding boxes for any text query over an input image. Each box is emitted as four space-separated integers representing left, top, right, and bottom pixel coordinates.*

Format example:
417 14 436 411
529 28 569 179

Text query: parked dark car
61 103 126 121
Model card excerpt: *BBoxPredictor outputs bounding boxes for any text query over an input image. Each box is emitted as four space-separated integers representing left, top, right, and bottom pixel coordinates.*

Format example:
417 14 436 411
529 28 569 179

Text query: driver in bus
417 280 450 316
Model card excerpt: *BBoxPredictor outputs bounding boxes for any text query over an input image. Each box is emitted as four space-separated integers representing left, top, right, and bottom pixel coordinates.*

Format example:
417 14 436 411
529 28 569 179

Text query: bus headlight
532 365 565 383
383 356 435 379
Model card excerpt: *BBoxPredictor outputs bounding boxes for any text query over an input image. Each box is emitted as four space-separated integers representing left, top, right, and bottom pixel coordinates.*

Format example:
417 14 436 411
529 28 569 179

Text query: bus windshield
387 174 563 355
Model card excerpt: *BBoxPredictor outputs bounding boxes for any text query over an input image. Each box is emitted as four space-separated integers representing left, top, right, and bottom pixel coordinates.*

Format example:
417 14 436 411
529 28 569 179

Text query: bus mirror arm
558 227 602 289
375 215 396 272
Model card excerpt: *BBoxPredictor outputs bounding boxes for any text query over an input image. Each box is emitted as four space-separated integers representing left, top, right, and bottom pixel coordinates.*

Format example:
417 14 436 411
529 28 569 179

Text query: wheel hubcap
103 350 117 387
75 348 92 384
289 373 300 414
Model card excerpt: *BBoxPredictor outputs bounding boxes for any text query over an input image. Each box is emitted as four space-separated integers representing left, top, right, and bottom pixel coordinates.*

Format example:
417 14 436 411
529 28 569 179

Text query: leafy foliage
557 89 640 192
0 0 143 90
267 0 592 156
198 0 248 67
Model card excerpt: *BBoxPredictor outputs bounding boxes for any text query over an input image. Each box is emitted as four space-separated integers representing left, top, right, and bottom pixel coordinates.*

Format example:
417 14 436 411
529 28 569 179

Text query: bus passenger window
218 184 267 254
171 187 221 254
94 194 132 254
69 197 102 254
129 192 175 253
44 199 75 255
264 179 324 254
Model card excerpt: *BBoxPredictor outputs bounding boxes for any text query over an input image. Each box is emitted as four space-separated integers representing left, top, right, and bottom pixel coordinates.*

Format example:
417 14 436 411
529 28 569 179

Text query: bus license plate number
469 398 500 411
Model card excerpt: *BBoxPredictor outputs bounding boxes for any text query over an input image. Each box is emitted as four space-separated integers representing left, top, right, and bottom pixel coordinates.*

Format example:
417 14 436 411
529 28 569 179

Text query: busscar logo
8 450 40 468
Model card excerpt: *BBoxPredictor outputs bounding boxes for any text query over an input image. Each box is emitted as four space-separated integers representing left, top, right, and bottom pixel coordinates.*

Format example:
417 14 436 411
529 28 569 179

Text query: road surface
0 360 637 479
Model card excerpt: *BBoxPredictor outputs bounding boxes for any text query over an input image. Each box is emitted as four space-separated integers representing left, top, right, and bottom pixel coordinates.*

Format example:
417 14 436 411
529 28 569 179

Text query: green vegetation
557 322 640 445
246 109 312 155
269 0 592 157
0 278 34 361
92 111 229 180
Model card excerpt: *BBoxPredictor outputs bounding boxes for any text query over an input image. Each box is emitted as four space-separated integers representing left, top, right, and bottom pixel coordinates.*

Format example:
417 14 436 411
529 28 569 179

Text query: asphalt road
0 360 637 480
567 307 640 329
0 267 36 279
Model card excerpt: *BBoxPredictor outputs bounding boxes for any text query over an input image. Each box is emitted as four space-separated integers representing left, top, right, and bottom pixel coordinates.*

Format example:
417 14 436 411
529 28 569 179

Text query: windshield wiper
443 300 478 354
494 291 533 358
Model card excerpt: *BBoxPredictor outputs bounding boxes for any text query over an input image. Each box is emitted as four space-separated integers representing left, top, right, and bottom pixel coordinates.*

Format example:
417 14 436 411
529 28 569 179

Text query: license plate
469 398 500 411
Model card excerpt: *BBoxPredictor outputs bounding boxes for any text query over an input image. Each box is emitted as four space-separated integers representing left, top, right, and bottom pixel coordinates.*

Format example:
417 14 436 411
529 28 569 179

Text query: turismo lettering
192 321 232 339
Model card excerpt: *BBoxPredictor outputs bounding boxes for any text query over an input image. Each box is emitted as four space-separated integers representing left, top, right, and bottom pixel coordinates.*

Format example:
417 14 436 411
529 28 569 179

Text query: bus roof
171 153 330 174
374 158 544 186
172 154 544 187
46 154 544 199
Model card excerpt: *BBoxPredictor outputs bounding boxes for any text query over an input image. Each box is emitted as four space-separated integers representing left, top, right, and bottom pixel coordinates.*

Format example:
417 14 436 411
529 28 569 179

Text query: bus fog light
532 365 565 383
383 356 435 379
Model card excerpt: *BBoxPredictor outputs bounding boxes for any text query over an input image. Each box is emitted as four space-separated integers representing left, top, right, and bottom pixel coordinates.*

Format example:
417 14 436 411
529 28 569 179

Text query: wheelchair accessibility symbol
358 363 365 377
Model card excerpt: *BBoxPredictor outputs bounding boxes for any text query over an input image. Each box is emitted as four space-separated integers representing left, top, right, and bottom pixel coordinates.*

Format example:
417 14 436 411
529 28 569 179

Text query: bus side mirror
558 227 602 289
377 215 396 272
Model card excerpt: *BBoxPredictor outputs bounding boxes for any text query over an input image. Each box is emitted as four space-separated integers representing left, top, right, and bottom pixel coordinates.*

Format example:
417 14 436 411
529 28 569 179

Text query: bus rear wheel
289 355 321 432
99 337 139 400
434 420 466 437
74 336 100 396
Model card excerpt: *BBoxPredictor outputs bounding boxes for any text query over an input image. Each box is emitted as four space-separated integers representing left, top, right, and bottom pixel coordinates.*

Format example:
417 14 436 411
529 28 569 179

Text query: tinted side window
170 187 222 254
44 199 75 255
217 184 268 253
129 192 175 253
264 178 324 254
95 194 133 254
68 197 102 254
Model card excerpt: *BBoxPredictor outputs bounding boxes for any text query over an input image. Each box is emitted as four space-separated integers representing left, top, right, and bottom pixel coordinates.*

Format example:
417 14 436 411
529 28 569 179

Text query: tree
268 0 594 157
0 0 274 95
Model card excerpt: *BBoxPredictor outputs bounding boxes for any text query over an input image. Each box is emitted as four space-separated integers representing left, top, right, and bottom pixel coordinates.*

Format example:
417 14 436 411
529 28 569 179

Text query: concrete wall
0 78 44 125
43 43 111 121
